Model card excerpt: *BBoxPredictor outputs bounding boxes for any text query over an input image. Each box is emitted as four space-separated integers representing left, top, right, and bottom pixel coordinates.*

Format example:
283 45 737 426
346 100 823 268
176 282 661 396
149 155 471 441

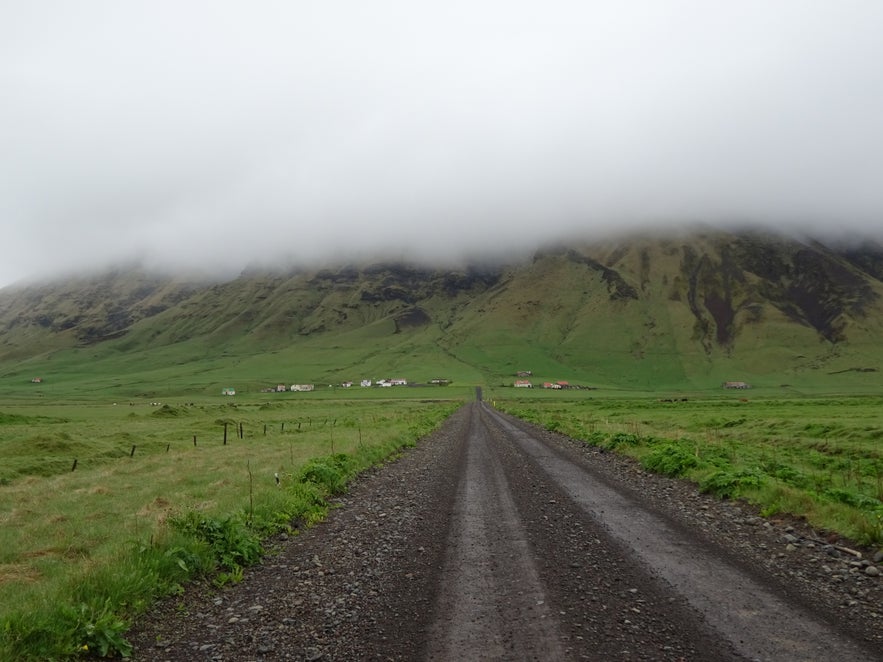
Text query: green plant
63 601 133 659
170 513 262 572
699 468 765 499
642 442 699 477
762 461 810 489
822 487 882 510
214 565 245 587
297 453 358 496
581 431 608 446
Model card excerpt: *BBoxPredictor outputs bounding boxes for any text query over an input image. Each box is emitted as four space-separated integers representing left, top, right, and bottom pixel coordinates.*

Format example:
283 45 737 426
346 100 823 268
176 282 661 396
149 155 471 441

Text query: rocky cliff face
1 229 881 369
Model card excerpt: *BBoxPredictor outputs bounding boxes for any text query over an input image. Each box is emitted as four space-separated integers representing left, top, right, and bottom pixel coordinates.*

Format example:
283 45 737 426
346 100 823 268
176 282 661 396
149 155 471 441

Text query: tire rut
126 402 882 661
482 405 880 661
425 405 563 660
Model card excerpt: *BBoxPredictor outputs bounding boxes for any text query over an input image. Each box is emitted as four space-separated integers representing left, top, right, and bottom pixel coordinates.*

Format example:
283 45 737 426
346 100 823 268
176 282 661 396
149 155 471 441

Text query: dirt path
127 403 882 661
424 403 564 660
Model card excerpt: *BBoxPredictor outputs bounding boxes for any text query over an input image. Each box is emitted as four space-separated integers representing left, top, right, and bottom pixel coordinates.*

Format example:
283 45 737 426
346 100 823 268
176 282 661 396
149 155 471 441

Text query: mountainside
1 229 882 394
0 269 206 359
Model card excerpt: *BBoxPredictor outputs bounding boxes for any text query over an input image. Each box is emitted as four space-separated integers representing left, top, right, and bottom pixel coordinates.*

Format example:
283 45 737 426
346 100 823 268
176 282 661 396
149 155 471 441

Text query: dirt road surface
128 402 883 661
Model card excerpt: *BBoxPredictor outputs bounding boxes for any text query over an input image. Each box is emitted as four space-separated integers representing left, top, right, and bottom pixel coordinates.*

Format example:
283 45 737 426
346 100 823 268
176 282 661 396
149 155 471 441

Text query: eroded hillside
1 229 882 390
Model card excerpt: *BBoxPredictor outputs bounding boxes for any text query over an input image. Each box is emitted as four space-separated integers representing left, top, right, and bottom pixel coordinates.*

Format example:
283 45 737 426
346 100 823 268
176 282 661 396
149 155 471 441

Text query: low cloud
2 1 882 286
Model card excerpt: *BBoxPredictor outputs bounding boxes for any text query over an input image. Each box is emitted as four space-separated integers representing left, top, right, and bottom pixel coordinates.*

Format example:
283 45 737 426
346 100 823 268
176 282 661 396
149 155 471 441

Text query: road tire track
127 402 882 661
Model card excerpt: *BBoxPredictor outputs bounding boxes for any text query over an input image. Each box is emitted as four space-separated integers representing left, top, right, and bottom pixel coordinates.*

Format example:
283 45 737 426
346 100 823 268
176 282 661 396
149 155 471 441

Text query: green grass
0 396 463 660
2 260 883 659
495 392 883 548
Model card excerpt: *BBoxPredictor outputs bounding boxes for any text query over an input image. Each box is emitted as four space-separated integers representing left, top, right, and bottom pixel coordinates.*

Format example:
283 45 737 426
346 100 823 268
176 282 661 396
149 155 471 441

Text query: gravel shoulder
126 403 883 661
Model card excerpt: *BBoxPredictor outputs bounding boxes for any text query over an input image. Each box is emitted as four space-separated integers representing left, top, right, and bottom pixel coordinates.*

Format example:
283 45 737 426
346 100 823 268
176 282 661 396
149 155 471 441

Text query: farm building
221 387 236 396
514 380 532 388
722 381 751 389
290 384 314 392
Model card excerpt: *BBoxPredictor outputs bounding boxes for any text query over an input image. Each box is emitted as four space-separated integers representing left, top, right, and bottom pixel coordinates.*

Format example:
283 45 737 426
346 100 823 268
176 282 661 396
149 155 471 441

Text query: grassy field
3 371 882 659
0 394 464 660
491 389 883 550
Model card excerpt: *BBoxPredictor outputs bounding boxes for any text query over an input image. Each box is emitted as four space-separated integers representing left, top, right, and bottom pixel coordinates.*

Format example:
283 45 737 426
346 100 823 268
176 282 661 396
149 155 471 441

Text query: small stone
865 566 880 577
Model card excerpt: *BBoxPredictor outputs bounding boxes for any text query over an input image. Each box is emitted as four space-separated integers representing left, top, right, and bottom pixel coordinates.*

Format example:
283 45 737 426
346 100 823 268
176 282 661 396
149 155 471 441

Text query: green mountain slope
1 229 882 396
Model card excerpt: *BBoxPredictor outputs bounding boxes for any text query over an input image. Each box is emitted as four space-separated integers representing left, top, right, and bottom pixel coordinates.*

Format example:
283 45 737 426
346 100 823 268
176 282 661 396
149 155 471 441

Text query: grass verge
0 398 460 660
497 395 883 549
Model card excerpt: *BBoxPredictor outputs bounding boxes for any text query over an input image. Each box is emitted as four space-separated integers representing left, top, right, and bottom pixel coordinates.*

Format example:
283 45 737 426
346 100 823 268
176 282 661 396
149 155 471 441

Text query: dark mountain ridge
1 228 881 390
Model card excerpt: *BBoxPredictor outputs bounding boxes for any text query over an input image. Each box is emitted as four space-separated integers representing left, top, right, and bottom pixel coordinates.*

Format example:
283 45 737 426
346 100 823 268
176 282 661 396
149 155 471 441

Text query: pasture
3 385 882 659
491 390 883 548
0 394 463 660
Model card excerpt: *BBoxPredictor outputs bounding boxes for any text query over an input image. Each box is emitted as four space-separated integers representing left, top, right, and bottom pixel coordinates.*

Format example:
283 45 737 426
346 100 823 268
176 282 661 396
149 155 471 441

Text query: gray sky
2 1 882 287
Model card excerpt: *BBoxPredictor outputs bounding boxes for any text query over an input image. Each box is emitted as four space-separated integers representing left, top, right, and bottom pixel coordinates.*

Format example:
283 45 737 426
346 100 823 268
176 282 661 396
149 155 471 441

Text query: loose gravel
126 404 883 661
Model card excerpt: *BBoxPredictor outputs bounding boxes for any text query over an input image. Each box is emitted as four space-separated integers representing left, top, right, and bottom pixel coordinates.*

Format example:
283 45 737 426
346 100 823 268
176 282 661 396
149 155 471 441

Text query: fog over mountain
2 1 882 288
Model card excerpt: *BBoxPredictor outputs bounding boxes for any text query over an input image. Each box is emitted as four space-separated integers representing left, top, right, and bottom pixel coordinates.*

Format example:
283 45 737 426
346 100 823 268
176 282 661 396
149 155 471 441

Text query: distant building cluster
259 383 315 393
249 377 420 395
722 381 751 389
513 371 586 390
514 380 573 389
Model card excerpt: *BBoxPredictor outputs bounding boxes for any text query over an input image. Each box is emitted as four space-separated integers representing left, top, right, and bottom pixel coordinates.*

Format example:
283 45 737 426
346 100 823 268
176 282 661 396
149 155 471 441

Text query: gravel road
127 402 883 661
